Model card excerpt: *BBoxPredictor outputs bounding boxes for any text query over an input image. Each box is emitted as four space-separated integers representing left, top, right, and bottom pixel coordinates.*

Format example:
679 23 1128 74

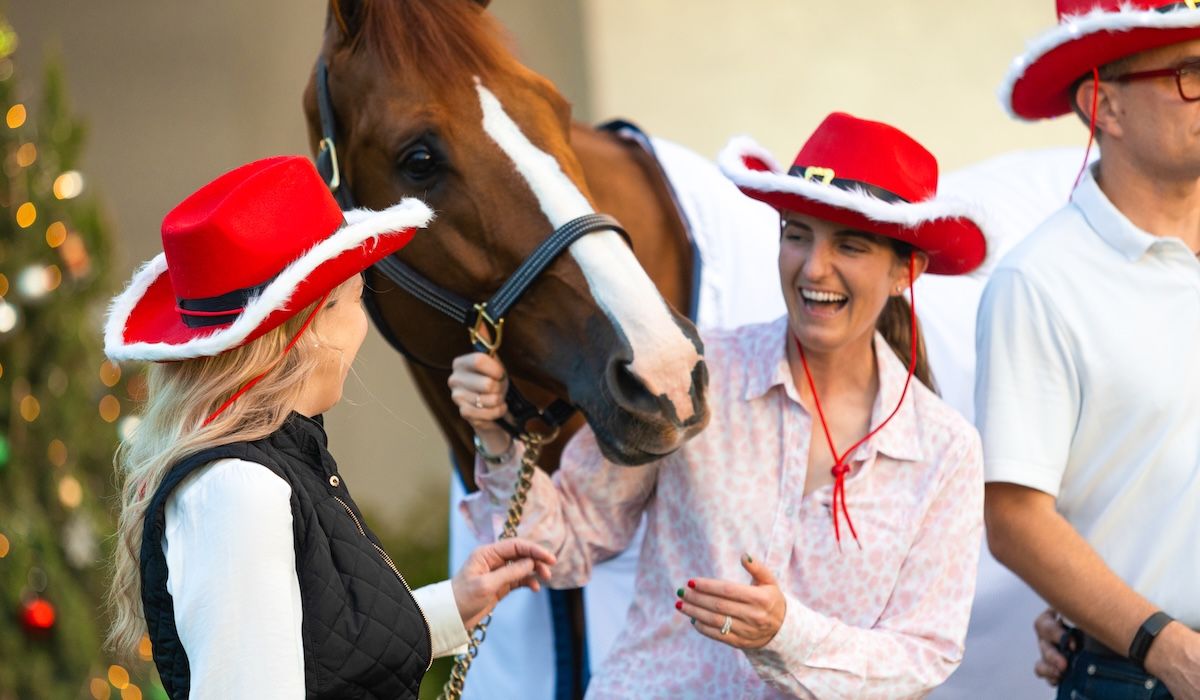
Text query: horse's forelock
341 0 518 85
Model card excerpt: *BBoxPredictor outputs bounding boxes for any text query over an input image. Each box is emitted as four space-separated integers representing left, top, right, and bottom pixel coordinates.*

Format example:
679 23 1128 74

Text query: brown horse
303 0 708 485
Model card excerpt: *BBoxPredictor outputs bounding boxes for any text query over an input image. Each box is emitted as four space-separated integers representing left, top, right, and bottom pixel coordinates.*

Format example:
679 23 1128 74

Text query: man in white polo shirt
980 1 1200 697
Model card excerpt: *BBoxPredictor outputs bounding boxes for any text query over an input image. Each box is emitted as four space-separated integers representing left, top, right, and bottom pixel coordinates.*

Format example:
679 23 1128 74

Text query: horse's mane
348 0 518 83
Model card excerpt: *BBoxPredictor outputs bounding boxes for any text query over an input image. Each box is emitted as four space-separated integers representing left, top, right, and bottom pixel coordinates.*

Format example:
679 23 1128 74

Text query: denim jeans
1056 649 1172 700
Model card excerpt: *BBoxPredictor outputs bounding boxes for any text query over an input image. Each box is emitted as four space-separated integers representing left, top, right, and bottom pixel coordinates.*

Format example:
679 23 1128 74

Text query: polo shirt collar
1072 164 1158 262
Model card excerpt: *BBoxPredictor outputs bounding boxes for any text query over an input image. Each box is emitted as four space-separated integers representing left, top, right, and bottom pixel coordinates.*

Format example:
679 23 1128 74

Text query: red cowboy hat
718 112 987 276
105 156 431 362
1002 1 1200 120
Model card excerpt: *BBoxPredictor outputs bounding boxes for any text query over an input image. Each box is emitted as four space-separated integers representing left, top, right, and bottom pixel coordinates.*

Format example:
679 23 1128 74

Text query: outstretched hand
452 538 555 629
676 553 786 649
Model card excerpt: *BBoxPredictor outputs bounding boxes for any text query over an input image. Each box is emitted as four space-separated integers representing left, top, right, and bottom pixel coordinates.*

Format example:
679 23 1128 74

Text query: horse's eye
398 146 439 181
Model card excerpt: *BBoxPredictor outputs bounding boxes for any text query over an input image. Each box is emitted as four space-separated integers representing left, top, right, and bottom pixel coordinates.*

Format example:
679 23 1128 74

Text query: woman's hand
452 538 556 630
676 554 786 649
449 352 511 456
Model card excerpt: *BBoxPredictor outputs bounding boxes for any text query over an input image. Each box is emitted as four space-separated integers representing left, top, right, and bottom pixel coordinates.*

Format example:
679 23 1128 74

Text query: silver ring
474 395 484 409
720 616 732 636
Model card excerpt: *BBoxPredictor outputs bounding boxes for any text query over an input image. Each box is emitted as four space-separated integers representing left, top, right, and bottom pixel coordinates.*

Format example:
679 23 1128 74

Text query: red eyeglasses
1110 59 1200 101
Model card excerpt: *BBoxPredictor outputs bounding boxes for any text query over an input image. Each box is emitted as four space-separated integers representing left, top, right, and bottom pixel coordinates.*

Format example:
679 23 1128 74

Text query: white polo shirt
976 164 1200 629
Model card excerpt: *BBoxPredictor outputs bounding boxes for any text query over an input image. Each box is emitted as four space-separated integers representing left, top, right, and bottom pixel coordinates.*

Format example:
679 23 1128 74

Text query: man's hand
1033 608 1069 686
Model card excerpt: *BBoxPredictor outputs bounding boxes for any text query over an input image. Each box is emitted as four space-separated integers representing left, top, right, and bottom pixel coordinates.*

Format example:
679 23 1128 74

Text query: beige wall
582 0 1083 169
11 1 1080 525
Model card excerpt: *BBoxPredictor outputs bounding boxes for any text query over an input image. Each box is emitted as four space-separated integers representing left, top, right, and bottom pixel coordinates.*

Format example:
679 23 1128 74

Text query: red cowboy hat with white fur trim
1002 1 1200 120
105 156 432 362
718 112 987 276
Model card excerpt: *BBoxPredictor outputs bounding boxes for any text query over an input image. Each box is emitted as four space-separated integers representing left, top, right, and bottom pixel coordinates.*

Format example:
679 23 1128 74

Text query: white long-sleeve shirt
163 458 469 699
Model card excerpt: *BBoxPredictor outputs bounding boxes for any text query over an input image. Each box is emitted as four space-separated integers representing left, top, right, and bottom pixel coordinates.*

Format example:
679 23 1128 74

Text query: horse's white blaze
476 80 700 422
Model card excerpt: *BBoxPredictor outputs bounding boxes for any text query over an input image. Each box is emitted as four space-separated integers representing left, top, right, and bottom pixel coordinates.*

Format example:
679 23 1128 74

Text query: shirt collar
1072 164 1159 262
743 317 924 462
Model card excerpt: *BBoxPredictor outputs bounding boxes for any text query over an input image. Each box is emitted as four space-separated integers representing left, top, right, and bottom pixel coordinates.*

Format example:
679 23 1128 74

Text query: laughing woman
451 114 986 699
103 157 554 699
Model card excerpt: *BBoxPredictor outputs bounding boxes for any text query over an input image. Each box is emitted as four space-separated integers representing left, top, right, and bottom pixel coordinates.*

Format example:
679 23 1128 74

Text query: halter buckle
469 303 505 356
319 137 341 192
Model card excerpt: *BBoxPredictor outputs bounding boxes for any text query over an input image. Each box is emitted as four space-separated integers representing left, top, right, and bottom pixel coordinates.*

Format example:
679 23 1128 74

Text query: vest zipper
333 494 434 672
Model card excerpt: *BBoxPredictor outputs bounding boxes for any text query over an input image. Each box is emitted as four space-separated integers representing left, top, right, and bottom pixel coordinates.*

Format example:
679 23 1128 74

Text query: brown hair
876 239 937 394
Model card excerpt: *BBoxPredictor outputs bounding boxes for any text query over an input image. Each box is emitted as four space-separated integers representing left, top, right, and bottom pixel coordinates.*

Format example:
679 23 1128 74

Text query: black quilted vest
140 413 432 699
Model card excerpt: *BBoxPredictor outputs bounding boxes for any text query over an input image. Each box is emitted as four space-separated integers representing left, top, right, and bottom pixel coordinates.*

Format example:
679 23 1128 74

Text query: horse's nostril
608 360 660 415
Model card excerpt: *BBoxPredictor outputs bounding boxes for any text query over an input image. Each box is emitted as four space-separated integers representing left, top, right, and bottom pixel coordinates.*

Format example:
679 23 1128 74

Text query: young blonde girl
104 156 552 699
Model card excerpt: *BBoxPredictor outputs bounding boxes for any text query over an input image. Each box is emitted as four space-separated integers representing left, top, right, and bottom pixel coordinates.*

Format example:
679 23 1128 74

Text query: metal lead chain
437 432 546 700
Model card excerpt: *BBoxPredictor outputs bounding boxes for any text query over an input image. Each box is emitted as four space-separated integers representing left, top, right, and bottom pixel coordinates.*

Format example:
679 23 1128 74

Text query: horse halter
313 59 626 437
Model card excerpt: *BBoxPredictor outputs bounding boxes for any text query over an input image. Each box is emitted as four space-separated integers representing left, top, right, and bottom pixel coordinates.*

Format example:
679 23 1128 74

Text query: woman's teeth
800 288 848 304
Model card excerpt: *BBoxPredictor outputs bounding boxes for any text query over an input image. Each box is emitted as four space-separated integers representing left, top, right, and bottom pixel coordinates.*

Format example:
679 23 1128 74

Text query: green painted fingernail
676 587 685 598
744 553 754 563
690 617 697 625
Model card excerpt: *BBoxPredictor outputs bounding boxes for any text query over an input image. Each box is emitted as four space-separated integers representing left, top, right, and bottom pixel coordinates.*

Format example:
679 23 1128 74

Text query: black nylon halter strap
315 60 356 211
313 58 629 436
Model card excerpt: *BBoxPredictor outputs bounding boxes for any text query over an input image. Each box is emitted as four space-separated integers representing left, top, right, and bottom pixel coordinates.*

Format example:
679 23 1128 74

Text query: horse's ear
329 0 367 42
473 0 493 8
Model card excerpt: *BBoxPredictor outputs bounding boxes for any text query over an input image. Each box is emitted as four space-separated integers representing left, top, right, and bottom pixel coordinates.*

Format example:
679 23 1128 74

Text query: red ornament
20 597 56 632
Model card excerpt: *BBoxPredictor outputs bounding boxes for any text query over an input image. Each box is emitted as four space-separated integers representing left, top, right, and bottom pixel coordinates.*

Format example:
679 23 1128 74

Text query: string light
137 634 153 661
17 265 49 299
107 665 130 691
15 142 35 167
52 170 84 199
121 686 142 700
44 265 61 292
6 103 25 128
45 221 66 248
0 532 9 558
99 394 120 423
118 415 141 442
58 475 82 509
100 361 121 387
0 299 17 333
89 678 108 700
48 439 67 468
20 394 40 422
15 201 35 227
0 272 7 296
60 232 91 277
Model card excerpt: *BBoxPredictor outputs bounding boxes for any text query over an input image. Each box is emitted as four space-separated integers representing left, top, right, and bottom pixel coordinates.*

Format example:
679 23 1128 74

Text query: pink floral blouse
463 317 983 699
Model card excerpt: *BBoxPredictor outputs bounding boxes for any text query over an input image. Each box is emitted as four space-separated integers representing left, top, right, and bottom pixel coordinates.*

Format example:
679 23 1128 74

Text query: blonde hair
106 280 350 658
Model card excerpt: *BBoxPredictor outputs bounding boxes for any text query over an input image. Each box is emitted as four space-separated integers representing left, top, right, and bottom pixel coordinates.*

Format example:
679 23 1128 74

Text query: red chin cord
1071 67 1101 197
795 255 918 551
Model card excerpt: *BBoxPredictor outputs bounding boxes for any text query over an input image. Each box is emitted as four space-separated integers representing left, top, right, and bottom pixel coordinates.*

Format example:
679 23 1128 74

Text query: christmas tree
0 15 163 700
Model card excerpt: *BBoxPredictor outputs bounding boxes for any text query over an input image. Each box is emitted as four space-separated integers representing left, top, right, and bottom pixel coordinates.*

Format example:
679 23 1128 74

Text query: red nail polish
674 600 683 611
687 580 696 589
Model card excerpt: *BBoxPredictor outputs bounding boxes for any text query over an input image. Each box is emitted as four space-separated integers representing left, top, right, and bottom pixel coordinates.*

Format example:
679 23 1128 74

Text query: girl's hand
449 352 510 455
451 538 556 629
